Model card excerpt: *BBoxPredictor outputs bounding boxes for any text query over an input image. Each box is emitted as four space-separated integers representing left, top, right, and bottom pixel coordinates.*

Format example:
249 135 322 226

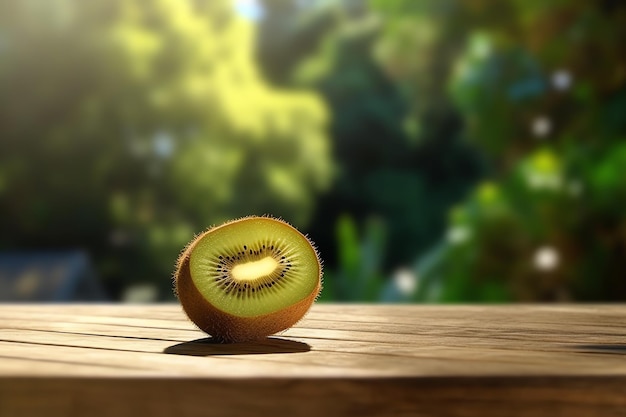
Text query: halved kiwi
174 216 322 343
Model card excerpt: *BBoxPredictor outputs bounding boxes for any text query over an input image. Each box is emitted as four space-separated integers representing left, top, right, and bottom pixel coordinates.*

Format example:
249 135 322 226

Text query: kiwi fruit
174 216 322 343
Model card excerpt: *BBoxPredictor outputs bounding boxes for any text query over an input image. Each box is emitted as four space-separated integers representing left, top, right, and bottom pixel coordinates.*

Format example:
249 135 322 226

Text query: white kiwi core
231 257 278 281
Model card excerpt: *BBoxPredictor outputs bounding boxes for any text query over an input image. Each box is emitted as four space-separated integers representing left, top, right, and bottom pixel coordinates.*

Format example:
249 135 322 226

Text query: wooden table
1 304 625 417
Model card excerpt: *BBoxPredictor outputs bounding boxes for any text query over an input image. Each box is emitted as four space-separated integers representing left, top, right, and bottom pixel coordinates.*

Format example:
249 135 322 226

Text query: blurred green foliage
0 0 331 298
1 0 624 302
319 215 386 301
371 0 626 301
257 0 482 273
259 0 626 302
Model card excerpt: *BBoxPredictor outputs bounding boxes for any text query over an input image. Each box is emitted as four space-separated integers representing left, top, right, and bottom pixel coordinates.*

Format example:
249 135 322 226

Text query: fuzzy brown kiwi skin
174 216 322 343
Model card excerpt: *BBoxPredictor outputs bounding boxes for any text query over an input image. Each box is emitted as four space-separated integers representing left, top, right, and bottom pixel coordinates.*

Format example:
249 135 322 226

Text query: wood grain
0 304 625 416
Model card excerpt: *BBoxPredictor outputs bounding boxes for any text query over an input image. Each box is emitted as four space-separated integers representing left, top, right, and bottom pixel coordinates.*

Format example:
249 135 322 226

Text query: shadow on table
574 344 626 354
164 337 310 356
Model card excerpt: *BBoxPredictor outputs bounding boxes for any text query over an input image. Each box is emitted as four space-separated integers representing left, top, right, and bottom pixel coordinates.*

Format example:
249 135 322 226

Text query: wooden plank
0 304 625 417
2 377 625 417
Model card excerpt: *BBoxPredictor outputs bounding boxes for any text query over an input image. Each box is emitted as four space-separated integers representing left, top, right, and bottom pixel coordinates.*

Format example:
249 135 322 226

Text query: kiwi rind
174 215 322 343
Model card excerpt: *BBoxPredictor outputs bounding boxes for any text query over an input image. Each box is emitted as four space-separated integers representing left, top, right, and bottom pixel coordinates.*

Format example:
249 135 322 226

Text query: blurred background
0 0 624 303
